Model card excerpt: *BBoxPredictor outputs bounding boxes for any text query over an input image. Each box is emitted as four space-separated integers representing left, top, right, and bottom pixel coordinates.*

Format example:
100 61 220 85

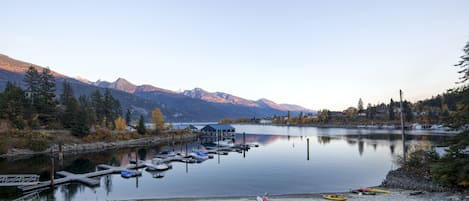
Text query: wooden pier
18 164 129 192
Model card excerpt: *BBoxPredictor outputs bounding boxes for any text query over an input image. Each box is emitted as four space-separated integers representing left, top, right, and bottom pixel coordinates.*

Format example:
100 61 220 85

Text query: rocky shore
0 132 199 159
140 189 467 201
381 168 450 192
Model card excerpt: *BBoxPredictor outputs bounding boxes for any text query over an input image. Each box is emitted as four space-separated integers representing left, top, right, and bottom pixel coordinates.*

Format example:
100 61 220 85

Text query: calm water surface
0 125 449 200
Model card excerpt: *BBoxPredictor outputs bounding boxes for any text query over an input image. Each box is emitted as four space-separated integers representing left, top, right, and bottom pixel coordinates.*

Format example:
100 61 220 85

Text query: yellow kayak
369 188 391 194
322 194 347 201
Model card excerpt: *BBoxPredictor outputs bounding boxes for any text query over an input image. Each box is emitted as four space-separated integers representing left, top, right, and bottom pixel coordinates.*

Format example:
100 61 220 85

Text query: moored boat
121 170 141 178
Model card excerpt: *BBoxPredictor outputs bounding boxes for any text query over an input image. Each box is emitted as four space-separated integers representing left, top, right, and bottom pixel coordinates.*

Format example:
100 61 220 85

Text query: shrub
27 139 49 152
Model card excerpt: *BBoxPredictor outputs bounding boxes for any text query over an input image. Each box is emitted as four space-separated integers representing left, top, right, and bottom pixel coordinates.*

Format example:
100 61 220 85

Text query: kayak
369 188 391 194
350 190 376 195
322 194 347 201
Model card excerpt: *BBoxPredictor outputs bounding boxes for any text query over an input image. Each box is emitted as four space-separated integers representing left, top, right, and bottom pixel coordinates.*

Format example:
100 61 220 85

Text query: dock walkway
18 164 129 192
0 175 40 186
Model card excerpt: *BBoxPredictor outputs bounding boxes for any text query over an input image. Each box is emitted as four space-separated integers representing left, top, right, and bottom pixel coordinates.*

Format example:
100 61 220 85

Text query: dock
0 175 40 186
18 164 128 192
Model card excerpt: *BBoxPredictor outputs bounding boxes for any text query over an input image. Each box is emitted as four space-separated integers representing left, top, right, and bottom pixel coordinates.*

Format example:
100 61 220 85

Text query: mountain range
0 54 314 122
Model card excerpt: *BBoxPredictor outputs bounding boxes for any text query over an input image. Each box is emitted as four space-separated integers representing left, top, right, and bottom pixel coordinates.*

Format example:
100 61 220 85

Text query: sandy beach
139 189 468 201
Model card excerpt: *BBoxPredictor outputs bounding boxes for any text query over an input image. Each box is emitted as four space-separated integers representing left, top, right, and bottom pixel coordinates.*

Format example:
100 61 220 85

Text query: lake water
0 124 450 200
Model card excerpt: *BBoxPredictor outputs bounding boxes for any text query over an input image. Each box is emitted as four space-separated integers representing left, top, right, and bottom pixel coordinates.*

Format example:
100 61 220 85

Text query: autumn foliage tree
114 116 126 131
151 108 165 131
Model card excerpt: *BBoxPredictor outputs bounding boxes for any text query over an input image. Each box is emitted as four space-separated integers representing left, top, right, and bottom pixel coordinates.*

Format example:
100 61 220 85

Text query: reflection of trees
372 143 377 151
63 158 95 174
109 156 120 166
358 140 364 156
317 136 331 145
60 183 84 201
104 175 112 195
390 144 395 155
347 140 357 146
137 149 147 160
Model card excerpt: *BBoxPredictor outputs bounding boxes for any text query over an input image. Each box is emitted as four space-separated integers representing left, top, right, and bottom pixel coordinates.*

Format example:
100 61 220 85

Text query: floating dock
18 164 128 192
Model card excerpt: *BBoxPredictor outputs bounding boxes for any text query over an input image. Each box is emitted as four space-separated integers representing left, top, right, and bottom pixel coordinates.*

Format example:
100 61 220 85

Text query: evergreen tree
1 82 27 128
125 109 131 125
78 95 96 127
23 66 41 125
389 99 395 120
60 81 74 106
71 107 90 137
452 41 469 128
37 68 57 127
358 98 364 112
91 90 104 125
60 81 78 128
137 115 146 134
403 101 414 122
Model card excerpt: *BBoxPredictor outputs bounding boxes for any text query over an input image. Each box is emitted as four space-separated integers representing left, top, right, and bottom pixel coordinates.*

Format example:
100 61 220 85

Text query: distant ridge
0 53 314 121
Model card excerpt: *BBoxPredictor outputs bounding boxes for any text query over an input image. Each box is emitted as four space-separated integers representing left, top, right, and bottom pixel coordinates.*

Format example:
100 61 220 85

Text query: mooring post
50 157 54 187
58 143 63 161
399 89 406 162
135 149 138 168
307 138 310 161
243 132 246 146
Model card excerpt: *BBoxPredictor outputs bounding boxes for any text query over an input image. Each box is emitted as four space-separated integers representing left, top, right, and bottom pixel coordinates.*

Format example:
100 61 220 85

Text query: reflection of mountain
233 134 284 146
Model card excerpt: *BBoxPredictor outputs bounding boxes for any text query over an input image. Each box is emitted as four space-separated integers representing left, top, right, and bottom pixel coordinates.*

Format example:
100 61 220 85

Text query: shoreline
0 132 200 159
133 188 467 201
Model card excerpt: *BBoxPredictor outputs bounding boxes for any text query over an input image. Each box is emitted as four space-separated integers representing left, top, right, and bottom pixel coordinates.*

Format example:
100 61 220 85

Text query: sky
1 0 469 111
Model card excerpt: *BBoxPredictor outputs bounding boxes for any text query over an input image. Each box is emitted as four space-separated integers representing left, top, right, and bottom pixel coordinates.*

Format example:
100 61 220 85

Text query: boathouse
201 124 235 137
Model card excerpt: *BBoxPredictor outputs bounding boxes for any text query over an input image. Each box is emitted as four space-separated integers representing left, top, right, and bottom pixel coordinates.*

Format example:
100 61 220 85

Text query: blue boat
121 170 141 178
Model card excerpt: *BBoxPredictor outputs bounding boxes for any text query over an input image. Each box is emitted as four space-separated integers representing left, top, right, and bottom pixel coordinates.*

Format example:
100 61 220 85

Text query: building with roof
201 124 235 137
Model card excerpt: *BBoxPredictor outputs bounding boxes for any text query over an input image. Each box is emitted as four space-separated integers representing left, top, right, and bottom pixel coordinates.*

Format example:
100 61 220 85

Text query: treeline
266 91 461 126
0 66 122 136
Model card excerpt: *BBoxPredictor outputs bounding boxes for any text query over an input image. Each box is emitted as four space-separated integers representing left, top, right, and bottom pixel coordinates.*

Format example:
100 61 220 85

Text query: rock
381 168 450 192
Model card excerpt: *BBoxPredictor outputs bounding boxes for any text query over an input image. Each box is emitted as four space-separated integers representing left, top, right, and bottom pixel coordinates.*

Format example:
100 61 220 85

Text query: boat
152 172 165 179
121 170 141 178
214 140 235 147
189 150 209 160
146 163 171 171
350 189 376 195
322 194 347 201
369 188 390 194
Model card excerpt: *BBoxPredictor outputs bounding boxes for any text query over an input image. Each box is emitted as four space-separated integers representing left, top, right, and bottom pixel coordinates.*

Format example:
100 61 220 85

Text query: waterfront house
201 124 235 137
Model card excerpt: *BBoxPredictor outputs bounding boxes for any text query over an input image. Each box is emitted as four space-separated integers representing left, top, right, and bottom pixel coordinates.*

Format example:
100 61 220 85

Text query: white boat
189 150 209 160
214 140 235 147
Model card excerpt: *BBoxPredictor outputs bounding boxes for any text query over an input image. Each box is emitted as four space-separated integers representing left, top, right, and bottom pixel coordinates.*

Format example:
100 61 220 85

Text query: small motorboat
121 170 141 178
322 194 347 201
146 163 171 171
214 140 235 147
189 150 209 160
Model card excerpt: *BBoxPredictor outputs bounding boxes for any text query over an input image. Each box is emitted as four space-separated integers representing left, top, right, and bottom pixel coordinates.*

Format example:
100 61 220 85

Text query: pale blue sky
1 1 469 110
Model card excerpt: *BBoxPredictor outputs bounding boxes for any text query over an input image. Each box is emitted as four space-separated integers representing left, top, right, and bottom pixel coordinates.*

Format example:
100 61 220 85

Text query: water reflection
0 126 452 200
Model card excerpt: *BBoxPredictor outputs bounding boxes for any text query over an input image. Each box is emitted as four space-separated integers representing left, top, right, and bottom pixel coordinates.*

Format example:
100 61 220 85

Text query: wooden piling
50 158 54 187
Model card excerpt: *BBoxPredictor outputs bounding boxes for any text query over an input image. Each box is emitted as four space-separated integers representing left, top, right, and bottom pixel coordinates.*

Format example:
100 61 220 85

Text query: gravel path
138 189 468 201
